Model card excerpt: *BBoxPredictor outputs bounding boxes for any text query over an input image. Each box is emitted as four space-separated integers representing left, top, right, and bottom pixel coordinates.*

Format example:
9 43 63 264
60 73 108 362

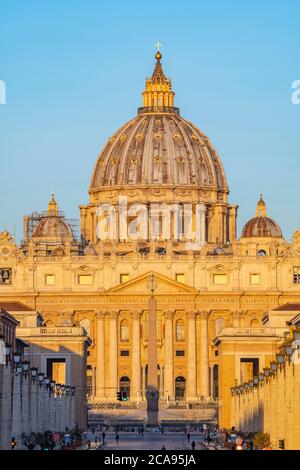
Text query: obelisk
146 274 159 427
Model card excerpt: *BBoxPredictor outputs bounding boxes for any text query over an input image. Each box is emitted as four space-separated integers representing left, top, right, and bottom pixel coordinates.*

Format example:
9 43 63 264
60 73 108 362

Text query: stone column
131 311 141 402
186 311 197 401
96 311 106 399
11 372 22 444
284 359 295 450
141 366 146 400
0 362 13 450
164 310 174 400
199 311 209 397
107 311 118 400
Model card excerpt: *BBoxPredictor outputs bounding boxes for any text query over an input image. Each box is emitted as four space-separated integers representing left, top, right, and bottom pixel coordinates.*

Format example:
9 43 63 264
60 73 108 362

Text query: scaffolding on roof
23 211 81 241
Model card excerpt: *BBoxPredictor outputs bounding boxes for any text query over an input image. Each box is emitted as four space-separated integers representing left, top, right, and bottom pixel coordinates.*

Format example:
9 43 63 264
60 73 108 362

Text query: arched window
257 249 266 257
215 317 225 335
175 376 186 401
250 318 260 328
120 376 130 400
176 320 185 341
120 320 129 342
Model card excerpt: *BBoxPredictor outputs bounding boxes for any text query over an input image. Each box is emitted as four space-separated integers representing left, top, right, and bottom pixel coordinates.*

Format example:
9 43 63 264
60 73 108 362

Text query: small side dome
241 195 282 238
32 194 73 238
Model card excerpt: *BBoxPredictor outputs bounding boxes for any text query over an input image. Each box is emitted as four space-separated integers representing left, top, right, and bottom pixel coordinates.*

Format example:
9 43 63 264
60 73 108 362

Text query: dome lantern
48 193 58 216
140 48 176 114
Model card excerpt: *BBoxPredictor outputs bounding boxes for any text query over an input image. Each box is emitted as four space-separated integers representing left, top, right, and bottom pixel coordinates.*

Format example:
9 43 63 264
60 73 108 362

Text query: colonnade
94 309 210 402
230 327 300 450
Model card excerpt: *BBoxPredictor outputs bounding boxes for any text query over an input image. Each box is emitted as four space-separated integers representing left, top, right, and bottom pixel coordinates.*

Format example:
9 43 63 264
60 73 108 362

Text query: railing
137 106 180 115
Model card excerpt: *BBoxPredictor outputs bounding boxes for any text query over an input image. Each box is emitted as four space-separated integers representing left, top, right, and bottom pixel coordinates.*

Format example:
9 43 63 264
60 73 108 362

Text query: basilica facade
1 51 300 427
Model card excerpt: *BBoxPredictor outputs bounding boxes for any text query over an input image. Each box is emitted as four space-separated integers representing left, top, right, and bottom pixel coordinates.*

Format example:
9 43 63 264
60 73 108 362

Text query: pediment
108 271 198 295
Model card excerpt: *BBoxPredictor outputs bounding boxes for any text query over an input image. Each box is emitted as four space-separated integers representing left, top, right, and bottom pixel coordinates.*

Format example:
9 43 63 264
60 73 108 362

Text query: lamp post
30 368 38 434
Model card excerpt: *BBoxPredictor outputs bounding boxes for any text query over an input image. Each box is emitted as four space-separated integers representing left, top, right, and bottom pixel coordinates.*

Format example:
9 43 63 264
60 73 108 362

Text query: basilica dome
32 194 73 238
90 52 228 196
241 195 282 238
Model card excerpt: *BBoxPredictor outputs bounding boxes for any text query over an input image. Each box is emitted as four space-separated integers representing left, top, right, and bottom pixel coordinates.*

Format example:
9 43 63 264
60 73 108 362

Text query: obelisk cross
155 41 162 52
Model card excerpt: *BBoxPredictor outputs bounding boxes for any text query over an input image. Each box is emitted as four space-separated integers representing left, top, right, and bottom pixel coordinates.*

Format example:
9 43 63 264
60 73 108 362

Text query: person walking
116 433 120 445
187 432 191 444
191 441 196 451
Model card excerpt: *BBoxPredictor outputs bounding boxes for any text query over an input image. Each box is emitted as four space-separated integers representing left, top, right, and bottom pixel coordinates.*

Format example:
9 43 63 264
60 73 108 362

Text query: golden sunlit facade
1 51 300 430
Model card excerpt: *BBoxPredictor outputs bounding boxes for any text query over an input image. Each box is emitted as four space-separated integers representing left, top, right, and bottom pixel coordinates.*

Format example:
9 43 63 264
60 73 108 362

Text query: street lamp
276 353 285 367
270 361 277 374
44 377 50 387
249 380 254 389
16 364 23 375
258 373 265 382
38 372 45 385
56 383 61 392
50 380 56 390
244 383 250 390
30 367 38 382
71 386 75 396
66 385 71 394
263 367 270 378
61 385 66 394
253 376 259 386
13 352 21 366
22 361 30 375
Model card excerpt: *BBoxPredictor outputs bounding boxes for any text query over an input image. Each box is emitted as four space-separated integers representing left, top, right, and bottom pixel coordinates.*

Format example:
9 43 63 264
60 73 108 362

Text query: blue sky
0 0 299 241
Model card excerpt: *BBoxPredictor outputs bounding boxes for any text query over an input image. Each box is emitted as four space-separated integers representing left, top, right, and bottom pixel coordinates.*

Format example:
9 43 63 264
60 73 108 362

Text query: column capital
186 310 197 320
96 310 107 319
132 310 142 320
106 310 119 320
163 310 175 319
198 310 210 319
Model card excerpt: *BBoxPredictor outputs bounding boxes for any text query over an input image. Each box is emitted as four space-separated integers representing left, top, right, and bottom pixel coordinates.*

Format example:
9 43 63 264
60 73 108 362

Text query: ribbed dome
90 51 227 195
241 195 282 238
241 217 282 238
32 216 73 238
90 113 228 192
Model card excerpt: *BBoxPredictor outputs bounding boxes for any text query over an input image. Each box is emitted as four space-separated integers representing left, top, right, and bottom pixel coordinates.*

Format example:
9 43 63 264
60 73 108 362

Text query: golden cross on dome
155 41 162 52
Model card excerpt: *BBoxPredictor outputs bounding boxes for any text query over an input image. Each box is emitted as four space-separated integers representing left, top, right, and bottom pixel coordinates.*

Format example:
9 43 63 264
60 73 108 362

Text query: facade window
257 250 266 257
120 320 129 342
78 274 92 285
250 274 261 285
120 350 130 357
120 376 130 399
45 274 55 286
176 350 185 356
213 274 227 285
175 376 186 401
175 273 185 284
176 319 185 341
120 273 130 284
0 268 12 285
293 267 300 284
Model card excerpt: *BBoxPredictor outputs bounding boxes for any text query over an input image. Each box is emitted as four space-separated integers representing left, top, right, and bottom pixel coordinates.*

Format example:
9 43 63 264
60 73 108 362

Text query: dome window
257 250 267 257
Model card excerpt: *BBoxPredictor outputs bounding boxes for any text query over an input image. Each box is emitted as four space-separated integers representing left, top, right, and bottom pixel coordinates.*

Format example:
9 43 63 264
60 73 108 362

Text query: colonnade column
96 311 106 399
199 311 209 397
107 311 118 400
131 311 141 402
187 311 197 401
164 310 174 400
